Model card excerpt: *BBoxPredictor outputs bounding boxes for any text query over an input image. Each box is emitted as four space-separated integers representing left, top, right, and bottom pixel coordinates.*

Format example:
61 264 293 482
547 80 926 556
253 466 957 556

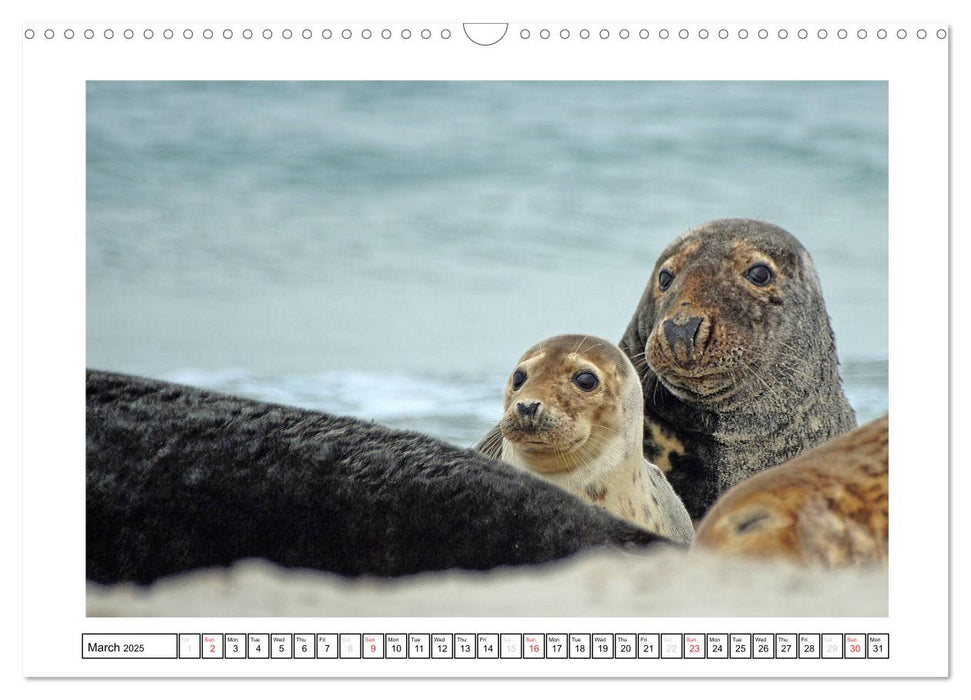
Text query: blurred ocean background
87 81 887 448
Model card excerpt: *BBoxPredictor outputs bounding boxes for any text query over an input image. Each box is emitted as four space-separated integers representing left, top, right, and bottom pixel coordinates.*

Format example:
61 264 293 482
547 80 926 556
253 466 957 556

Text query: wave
161 367 506 448
160 358 887 448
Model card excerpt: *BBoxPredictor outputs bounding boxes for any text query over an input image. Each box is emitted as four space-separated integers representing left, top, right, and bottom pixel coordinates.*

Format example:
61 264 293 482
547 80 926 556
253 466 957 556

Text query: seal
618 219 857 520
478 334 694 544
693 415 888 567
86 370 670 585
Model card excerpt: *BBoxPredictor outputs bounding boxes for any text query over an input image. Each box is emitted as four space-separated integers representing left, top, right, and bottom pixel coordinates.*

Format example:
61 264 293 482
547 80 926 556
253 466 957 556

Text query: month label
81 634 178 659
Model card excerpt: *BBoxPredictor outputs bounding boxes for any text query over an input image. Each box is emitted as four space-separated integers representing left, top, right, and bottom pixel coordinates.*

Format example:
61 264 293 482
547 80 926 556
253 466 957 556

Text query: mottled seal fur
619 219 857 519
693 415 888 567
86 370 670 585
482 335 693 544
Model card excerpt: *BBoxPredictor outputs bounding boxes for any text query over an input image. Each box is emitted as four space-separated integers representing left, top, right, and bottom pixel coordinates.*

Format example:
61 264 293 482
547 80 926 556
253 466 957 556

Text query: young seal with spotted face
618 219 857 520
693 415 888 567
479 334 694 544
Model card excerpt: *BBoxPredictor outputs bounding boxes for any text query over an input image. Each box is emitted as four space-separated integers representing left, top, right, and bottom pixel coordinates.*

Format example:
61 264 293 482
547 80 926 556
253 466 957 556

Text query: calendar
80 632 891 661
18 2 950 684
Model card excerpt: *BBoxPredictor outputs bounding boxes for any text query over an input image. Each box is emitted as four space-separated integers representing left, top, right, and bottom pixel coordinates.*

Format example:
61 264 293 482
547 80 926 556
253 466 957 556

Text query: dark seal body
87 370 668 585
694 415 888 567
619 219 856 520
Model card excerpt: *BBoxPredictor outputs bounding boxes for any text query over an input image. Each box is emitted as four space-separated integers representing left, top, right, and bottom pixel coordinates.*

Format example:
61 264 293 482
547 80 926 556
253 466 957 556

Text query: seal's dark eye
745 264 773 286
573 371 600 392
512 370 527 391
658 269 674 291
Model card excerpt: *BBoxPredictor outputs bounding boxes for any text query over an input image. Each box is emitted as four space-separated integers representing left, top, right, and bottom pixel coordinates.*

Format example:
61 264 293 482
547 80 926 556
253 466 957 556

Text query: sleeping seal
86 369 672 585
694 415 888 567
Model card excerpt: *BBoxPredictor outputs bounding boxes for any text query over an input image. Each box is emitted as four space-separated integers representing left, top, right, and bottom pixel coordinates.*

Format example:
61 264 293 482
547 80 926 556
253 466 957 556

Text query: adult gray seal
86 370 671 585
618 219 857 520
479 334 694 544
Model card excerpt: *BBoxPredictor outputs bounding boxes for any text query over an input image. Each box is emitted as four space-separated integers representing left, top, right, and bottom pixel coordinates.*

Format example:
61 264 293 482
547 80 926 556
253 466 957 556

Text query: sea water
87 81 888 447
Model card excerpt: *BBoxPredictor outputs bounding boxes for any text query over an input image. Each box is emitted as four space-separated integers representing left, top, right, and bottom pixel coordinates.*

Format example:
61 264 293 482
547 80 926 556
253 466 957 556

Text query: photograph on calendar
85 80 888 617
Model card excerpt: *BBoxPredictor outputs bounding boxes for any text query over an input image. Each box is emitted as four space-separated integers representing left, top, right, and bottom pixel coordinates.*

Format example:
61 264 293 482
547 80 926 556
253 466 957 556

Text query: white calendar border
20 10 948 680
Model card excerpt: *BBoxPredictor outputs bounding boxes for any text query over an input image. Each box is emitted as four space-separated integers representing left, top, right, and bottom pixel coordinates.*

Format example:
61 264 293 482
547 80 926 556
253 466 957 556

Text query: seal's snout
663 315 706 363
517 401 541 418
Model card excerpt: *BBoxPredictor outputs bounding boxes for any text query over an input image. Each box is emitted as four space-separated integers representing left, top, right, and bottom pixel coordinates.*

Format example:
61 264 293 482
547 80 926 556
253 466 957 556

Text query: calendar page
19 1 949 682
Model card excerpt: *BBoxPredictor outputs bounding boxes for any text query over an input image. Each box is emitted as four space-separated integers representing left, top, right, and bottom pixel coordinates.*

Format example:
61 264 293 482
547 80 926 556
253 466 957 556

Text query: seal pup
693 415 888 567
86 370 669 585
618 219 857 520
480 334 694 544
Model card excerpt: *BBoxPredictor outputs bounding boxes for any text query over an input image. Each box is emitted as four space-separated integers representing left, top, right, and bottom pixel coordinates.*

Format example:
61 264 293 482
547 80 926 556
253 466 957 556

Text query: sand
87 548 887 618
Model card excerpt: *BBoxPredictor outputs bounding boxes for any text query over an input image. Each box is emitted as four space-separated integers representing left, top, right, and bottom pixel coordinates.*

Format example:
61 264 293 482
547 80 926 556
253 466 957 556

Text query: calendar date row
82 632 889 660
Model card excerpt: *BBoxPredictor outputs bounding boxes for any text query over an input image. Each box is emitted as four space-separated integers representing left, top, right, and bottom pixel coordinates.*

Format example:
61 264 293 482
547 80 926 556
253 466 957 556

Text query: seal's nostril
663 316 704 356
517 401 540 418
685 316 702 340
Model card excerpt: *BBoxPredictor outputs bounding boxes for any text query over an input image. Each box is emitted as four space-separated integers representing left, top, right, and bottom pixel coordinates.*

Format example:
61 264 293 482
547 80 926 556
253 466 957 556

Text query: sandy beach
87 548 887 618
